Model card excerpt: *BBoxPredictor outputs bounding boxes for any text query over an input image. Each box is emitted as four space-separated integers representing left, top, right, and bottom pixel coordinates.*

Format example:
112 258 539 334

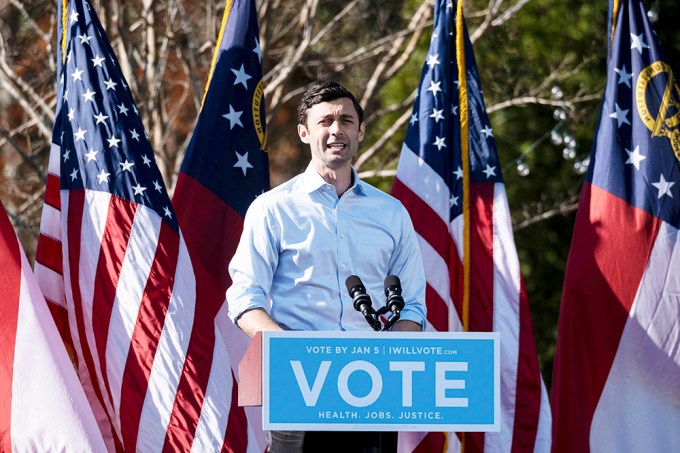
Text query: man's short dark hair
297 81 364 126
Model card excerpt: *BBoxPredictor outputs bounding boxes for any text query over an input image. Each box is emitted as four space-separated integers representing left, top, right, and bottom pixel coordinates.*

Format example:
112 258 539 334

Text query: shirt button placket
337 199 351 329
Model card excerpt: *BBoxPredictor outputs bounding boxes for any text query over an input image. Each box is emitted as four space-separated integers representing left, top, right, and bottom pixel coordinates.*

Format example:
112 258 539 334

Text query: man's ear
358 122 366 142
298 124 310 144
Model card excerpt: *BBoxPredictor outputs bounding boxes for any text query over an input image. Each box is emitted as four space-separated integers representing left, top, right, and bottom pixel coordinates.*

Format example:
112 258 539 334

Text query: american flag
0 200 106 451
551 0 680 451
35 0 73 356
172 0 270 451
391 1 551 451
34 0 247 450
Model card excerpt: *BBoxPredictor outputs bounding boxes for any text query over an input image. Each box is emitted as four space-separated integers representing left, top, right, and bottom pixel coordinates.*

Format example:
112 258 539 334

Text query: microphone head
384 275 402 296
345 275 365 297
384 275 405 312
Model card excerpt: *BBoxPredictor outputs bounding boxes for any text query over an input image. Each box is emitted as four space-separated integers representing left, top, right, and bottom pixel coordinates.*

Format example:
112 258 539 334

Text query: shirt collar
299 163 367 196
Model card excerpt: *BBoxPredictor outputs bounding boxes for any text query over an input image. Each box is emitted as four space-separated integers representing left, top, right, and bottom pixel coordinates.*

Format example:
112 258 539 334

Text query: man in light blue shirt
226 81 426 452
227 81 426 337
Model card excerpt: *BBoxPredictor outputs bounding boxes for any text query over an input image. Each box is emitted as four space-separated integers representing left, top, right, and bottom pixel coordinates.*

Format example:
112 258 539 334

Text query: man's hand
236 308 284 338
391 320 422 332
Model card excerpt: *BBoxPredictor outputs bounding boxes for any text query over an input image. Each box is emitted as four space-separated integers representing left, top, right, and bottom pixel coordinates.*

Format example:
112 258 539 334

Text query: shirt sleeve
388 204 427 330
226 197 280 323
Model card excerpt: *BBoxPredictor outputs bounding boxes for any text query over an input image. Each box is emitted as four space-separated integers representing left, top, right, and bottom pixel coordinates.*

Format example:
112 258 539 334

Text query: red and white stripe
393 145 551 452
35 142 71 342
551 183 680 452
0 201 106 451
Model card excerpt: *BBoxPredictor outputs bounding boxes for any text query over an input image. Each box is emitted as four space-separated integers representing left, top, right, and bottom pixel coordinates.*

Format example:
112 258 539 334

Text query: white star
163 206 173 218
609 102 630 128
60 74 64 86
426 53 440 70
84 148 98 162
481 125 494 138
132 183 147 196
74 127 87 142
450 195 459 207
630 32 650 54
82 88 96 103
231 64 252 89
91 54 105 67
107 134 121 148
104 79 117 90
253 38 262 63
431 31 439 42
133 105 139 116
625 145 646 171
614 65 633 88
234 151 253 176
62 149 71 162
66 50 72 64
130 129 140 141
71 68 84 82
70 10 79 24
68 108 76 122
454 166 464 179
427 80 443 96
433 136 447 150
117 103 129 116
78 34 92 45
451 105 458 116
482 164 497 179
119 160 135 172
141 154 152 166
430 108 444 123
96 170 110 184
153 180 163 192
63 89 69 103
652 174 675 198
93 112 108 124
410 113 418 125
70 168 79 181
223 105 244 129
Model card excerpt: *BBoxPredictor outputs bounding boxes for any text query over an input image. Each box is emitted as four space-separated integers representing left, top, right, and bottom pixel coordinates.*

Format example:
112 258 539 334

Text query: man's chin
323 154 352 168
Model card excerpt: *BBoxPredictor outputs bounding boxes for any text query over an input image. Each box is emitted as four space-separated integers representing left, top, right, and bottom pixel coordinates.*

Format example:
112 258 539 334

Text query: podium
238 331 500 433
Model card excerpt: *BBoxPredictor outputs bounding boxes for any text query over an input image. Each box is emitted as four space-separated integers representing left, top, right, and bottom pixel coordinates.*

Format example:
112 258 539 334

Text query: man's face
298 97 365 171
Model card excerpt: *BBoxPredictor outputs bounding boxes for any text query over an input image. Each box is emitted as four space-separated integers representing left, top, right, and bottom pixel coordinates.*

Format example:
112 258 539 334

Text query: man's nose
329 120 343 135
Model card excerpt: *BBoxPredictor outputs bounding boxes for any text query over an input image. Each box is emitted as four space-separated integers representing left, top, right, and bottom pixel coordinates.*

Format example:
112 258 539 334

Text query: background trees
1 0 676 387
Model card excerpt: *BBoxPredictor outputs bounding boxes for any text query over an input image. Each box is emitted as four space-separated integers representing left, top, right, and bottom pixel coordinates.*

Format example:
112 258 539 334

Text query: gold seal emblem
252 79 268 150
635 61 680 161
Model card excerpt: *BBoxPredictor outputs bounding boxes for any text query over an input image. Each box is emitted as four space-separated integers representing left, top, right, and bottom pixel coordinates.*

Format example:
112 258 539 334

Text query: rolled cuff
227 296 270 324
396 306 427 331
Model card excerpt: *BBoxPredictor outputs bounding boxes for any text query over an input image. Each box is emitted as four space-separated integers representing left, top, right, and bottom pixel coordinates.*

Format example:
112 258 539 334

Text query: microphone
384 275 405 317
346 275 380 331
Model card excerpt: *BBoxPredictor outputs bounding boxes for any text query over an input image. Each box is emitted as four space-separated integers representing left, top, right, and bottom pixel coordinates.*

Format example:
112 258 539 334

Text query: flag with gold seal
551 0 680 451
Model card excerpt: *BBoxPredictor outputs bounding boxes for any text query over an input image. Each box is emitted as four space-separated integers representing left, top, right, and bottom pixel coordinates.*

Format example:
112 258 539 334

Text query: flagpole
202 0 235 107
455 1 470 450
61 0 68 62
609 0 621 58
456 0 470 333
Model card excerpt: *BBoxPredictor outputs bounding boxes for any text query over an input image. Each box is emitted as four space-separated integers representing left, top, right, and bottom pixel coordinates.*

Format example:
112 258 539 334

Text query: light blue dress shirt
227 164 427 331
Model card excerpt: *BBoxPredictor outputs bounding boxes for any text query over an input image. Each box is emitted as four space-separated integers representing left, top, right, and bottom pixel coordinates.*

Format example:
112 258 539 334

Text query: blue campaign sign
262 331 499 432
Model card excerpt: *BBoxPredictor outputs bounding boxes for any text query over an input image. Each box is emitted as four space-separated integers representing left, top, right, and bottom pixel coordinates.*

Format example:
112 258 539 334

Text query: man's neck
313 162 354 197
